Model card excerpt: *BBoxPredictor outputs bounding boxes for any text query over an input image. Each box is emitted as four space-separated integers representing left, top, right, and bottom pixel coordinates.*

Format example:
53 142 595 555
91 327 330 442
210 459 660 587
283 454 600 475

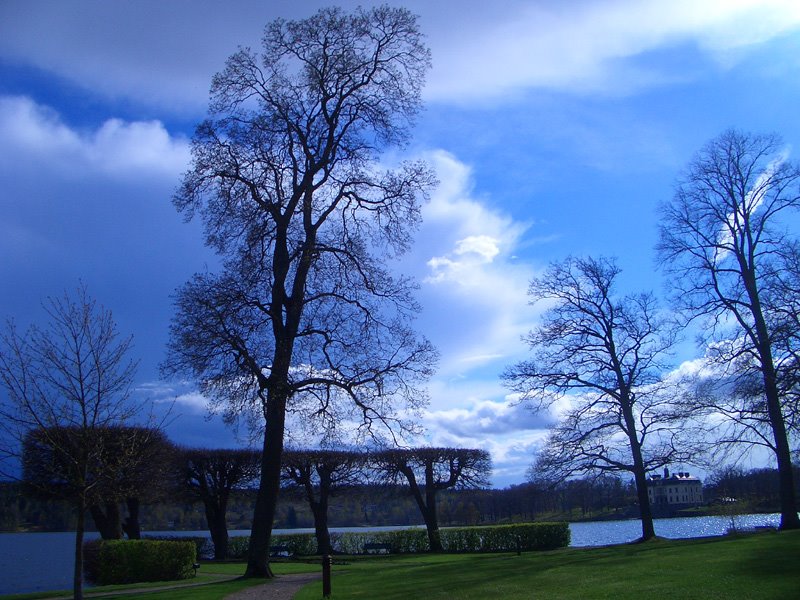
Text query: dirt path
223 572 322 600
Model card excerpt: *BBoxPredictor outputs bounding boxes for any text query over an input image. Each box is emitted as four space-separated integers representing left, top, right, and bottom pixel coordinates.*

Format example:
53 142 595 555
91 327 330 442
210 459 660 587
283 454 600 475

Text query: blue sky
2 0 800 486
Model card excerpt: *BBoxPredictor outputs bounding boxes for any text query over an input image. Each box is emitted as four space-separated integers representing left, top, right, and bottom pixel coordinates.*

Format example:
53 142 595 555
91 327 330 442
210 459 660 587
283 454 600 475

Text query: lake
0 514 783 596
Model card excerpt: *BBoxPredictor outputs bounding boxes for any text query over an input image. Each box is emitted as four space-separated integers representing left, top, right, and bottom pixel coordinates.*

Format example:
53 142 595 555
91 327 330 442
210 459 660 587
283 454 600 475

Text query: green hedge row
223 523 568 557
83 539 196 585
440 523 570 552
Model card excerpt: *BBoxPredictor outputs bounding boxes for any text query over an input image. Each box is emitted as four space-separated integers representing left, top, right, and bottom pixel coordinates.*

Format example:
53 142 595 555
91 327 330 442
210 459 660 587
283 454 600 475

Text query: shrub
144 535 211 560
82 539 103 583
272 532 318 556
191 524 568 560
335 529 429 554
83 539 196 585
440 523 570 552
227 536 251 559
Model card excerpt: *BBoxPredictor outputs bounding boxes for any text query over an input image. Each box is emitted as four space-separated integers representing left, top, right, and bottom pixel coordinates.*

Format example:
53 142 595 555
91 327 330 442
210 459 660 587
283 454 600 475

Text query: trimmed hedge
144 535 212 560
441 523 570 552
83 539 196 585
218 523 568 557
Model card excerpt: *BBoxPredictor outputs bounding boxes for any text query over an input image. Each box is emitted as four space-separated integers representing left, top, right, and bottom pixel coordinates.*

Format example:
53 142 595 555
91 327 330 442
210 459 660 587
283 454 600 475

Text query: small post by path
322 554 332 598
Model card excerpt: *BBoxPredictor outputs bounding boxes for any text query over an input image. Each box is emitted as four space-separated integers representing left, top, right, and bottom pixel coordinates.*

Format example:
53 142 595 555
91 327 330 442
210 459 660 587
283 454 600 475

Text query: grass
3 532 798 599
0 561 317 600
295 530 800 600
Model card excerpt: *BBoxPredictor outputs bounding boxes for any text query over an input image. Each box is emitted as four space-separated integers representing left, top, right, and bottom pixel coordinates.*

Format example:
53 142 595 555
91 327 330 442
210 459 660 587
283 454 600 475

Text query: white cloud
0 95 190 178
411 151 541 374
421 397 553 486
424 0 800 102
3 1 798 112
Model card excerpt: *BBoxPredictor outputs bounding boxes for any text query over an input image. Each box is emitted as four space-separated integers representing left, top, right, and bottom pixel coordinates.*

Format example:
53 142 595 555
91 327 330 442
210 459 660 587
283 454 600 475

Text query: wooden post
322 554 332 598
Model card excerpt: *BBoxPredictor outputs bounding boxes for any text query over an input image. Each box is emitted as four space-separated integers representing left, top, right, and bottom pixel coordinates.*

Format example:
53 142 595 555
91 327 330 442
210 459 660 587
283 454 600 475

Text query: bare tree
372 447 491 552
658 129 800 530
179 447 261 560
504 256 684 541
281 448 366 555
163 6 437 577
0 285 142 600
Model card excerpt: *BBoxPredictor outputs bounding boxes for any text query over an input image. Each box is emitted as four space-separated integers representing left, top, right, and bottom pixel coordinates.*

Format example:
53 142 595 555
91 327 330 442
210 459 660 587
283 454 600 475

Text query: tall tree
0 285 142 600
179 448 261 560
658 130 800 530
281 448 366 555
504 256 683 541
373 447 491 552
163 6 436 577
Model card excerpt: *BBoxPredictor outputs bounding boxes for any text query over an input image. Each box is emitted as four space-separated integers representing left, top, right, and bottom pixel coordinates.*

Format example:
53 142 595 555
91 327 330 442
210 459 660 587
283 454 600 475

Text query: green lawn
3 532 798 600
295 531 800 600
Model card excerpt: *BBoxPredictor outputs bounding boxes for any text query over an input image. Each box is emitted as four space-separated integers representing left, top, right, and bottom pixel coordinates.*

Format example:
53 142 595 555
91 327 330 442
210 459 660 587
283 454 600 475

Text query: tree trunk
404 467 443 553
422 491 443 552
122 497 141 539
631 465 656 541
89 502 122 540
245 388 287 578
761 363 800 530
311 500 332 555
73 496 86 600
744 264 800 529
622 399 656 541
206 501 229 561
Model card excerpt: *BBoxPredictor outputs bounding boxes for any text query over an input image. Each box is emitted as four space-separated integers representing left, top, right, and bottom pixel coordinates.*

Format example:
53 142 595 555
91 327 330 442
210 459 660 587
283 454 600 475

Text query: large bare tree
658 130 800 530
372 447 491 552
164 6 437 577
0 285 143 600
504 256 684 541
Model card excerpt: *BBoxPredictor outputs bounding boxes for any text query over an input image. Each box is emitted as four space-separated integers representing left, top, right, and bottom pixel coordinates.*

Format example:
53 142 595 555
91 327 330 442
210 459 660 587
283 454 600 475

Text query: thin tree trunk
74 496 85 600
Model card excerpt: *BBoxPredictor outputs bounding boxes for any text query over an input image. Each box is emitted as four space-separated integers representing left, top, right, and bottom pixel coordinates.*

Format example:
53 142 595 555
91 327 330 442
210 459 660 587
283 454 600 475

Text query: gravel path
224 573 322 600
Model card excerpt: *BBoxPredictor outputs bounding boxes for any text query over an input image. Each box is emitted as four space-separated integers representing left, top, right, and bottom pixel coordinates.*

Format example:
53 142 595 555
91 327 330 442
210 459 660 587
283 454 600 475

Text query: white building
647 468 703 506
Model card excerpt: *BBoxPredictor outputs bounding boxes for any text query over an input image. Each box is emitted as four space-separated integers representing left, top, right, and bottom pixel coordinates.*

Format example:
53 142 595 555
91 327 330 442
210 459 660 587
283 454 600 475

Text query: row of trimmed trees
20 430 491 561
182 446 490 559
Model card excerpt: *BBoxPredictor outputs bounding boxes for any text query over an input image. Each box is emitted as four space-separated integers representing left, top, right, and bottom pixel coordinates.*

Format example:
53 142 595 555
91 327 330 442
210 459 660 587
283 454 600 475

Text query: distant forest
2 466 797 533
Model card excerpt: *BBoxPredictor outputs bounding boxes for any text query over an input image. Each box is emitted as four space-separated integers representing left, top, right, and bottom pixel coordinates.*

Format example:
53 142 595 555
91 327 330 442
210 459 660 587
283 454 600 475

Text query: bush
272 532 318 556
441 523 570 552
185 523 569 561
227 535 251 559
144 535 211 560
83 539 196 585
83 539 103 584
335 529 429 554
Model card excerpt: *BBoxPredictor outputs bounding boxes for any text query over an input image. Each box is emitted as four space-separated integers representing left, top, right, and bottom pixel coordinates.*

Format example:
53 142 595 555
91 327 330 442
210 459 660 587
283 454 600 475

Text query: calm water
0 515 783 595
